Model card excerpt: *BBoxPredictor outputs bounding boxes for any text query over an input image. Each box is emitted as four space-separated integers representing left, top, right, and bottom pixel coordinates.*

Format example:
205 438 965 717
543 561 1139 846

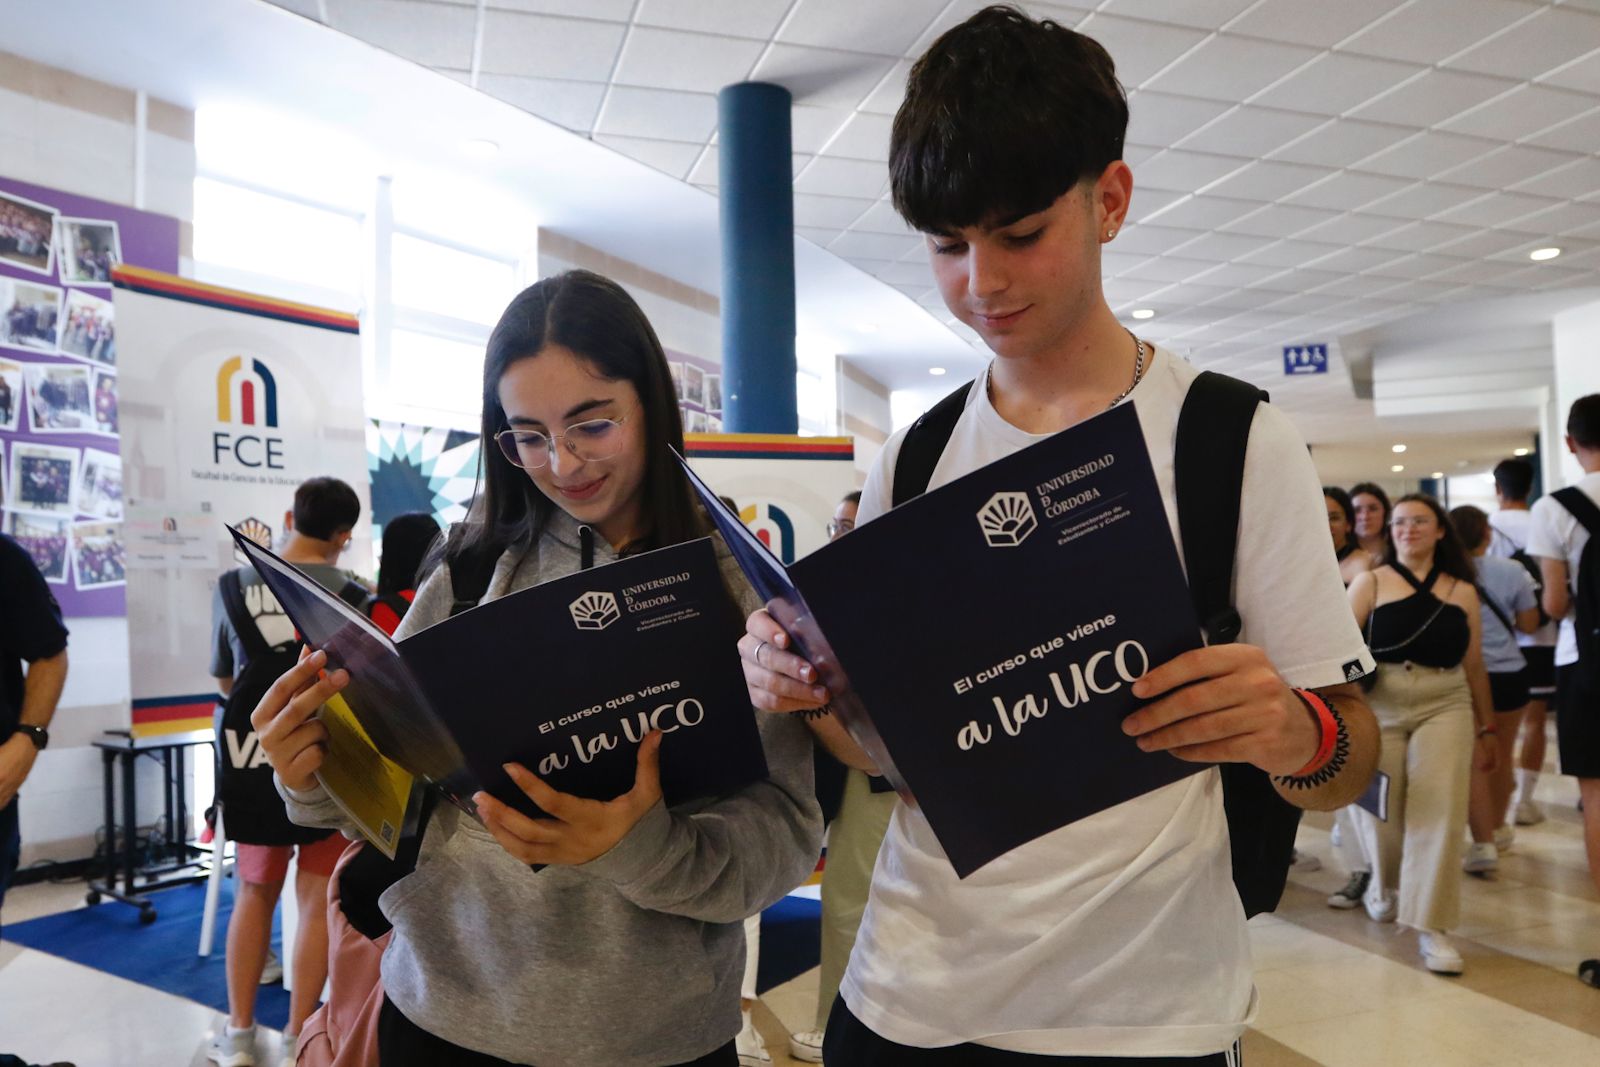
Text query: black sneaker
1580 959 1600 989
1327 870 1369 910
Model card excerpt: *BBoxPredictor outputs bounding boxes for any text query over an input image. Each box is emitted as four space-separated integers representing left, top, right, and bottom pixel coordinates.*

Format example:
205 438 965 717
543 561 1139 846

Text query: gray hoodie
280 510 822 1066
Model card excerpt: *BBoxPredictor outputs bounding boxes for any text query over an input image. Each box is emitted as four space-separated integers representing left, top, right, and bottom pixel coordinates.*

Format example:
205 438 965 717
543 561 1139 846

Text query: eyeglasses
1390 516 1434 530
493 410 632 470
827 518 855 537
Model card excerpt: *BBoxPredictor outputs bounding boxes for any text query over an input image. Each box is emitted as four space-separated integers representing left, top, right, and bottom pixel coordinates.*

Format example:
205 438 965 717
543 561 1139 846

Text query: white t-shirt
1488 509 1558 648
1527 471 1600 667
840 347 1375 1058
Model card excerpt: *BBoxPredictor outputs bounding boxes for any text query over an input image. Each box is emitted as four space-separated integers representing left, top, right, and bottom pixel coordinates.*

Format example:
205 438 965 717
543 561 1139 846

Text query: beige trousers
816 769 897 1029
1354 661 1474 932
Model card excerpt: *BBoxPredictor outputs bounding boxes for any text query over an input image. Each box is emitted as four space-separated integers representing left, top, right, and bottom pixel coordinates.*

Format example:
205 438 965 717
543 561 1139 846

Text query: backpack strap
891 381 974 507
337 578 369 609
444 526 506 618
1553 487 1600 538
1174 371 1265 645
219 568 274 660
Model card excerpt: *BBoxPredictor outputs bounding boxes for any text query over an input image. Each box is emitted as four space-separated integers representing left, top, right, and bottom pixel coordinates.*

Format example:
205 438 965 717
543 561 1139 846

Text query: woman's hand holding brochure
250 646 347 793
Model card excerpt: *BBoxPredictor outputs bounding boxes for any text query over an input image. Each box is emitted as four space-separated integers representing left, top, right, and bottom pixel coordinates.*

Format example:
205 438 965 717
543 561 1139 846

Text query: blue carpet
3 879 821 1022
3 877 292 1031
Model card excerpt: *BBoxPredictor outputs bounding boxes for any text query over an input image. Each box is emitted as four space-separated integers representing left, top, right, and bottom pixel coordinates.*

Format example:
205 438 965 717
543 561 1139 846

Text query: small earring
1106 228 1117 239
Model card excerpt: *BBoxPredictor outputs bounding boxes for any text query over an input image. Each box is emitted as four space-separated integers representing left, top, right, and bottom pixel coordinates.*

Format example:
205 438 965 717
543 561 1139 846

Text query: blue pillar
718 82 797 434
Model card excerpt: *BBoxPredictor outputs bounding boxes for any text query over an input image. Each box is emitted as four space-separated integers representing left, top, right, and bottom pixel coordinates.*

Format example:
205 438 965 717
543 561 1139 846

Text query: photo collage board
0 174 180 615
668 349 723 434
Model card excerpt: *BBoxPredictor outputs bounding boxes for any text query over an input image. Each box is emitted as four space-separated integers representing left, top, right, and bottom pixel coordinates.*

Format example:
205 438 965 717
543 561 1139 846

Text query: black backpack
216 568 369 845
892 370 1302 918
1551 487 1600 701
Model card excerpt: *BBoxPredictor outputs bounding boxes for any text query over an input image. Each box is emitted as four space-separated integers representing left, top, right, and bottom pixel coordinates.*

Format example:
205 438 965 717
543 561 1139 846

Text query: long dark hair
1388 493 1476 583
378 512 442 595
1323 486 1358 553
454 270 704 563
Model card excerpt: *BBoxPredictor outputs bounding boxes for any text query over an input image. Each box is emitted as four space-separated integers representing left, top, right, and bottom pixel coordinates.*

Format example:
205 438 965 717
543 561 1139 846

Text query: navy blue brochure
682 403 1204 877
229 529 767 822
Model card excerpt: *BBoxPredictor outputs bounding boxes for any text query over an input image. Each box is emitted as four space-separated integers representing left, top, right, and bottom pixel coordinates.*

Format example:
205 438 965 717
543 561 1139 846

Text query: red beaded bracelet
1287 688 1338 778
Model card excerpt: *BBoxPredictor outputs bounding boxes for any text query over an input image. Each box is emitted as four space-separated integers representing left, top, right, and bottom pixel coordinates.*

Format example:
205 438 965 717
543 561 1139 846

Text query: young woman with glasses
1345 493 1497 975
247 270 822 1067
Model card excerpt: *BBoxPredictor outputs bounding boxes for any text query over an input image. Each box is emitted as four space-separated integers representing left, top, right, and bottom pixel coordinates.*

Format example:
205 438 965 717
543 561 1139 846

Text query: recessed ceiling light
1431 471 1444 479
1529 247 1561 261
1391 465 1405 473
1513 447 1530 456
1131 308 1156 320
1391 444 1407 453
929 367 946 376
461 138 500 158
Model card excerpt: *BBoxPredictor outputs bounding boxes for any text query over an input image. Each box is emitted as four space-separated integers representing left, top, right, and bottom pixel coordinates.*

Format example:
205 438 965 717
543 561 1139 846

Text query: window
387 329 487 420
192 177 362 304
391 233 518 326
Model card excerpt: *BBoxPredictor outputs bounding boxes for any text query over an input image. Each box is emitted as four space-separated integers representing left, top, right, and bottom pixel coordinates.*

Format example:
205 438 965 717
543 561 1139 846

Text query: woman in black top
1346 494 1496 975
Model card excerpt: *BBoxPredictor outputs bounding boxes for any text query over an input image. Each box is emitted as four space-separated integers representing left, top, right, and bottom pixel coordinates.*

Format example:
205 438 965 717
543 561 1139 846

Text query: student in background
365 512 441 636
1451 505 1538 874
1323 486 1376 908
1327 487 1375 587
1350 482 1394 564
252 270 821 1066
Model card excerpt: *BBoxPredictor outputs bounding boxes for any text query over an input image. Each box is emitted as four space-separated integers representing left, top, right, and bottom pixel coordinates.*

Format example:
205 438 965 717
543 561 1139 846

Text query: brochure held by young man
683 402 1207 877
229 528 768 859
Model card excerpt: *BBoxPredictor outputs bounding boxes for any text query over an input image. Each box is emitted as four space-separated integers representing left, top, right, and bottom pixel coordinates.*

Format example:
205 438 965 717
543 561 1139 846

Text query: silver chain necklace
986 329 1148 411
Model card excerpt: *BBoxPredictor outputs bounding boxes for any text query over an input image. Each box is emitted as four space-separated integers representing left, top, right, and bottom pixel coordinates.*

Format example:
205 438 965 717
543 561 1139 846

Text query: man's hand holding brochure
235 528 767 860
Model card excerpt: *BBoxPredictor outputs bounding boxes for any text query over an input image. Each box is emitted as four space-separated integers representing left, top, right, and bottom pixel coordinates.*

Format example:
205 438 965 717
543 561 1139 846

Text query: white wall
839 361 892 482
1552 300 1600 488
0 53 197 865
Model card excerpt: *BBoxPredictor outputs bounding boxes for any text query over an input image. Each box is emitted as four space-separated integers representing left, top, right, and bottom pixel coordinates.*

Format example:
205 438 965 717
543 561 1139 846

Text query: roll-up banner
684 434 856 564
113 266 367 736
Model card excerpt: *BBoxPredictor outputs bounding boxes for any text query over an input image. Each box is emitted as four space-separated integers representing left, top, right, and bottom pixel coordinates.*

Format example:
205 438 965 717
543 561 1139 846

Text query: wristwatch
14 725 48 750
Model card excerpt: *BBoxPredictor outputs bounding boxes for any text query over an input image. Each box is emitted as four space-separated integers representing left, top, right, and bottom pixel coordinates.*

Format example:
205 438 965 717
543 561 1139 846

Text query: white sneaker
1364 883 1397 923
735 1009 771 1066
279 1030 298 1067
1464 842 1498 874
260 948 282 985
1514 798 1546 826
788 1029 825 1063
207 1025 257 1067
1291 849 1321 873
1494 824 1515 851
1420 930 1464 975
1328 870 1369 910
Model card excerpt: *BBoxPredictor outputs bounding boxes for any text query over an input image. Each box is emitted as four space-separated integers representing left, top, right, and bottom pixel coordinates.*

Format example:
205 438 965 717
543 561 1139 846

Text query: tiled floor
3 774 1598 1066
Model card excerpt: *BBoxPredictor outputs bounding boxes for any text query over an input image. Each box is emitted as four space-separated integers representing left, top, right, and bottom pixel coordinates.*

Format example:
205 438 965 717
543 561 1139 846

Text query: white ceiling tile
1111 225 1209 256
1226 0 1406 48
1422 258 1532 287
1522 108 1600 153
750 44 900 107
793 155 888 198
829 230 924 260
612 27 766 93
476 74 607 131
1341 0 1535 66
1134 149 1251 192
1073 13 1210 86
1266 120 1411 167
1119 256 1217 284
824 112 895 162
1144 34 1320 101
1162 230 1274 261
792 193 874 228
1431 192 1563 230
1361 220 1481 254
1436 144 1584 191
1098 0 1258 32
1508 201 1600 239
1356 130 1505 180
858 59 913 115
869 259 934 285
1175 106 1328 158
1349 68 1520 128
1202 160 1325 201
1438 85 1600 141
1100 251 1148 276
1220 202 1341 237
1509 157 1600 201
795 225 841 245
1310 245 1408 273
790 105 854 154
1253 52 1424 117
268 0 327 17
1445 6 1600 80
325 0 477 68
1359 182 1493 222
851 198 915 235
1125 188 1190 223
592 135 705 179
1235 240 1346 269
634 0 793 40
479 9 628 79
906 4 1092 57
687 146 719 185
595 86 718 141
1282 171 1415 212
1543 49 1600 96
779 0 950 57
431 66 473 85
489 0 633 17
1103 278 1164 303
1295 211 1408 244
1362 253 1468 281
1139 195 1260 231
1305 272 1409 298
1126 92 1235 146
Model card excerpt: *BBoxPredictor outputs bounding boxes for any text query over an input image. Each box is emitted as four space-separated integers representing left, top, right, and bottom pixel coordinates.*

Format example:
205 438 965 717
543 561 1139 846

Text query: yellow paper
315 692 416 859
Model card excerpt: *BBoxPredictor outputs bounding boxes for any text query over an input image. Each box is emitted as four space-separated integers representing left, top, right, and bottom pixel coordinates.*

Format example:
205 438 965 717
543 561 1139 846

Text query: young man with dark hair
209 477 366 1067
739 7 1379 1063
1527 394 1600 989
1488 457 1559 826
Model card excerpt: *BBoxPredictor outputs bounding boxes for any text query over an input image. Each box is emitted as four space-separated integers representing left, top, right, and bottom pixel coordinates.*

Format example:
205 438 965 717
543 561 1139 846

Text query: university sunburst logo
977 492 1038 548
569 591 621 631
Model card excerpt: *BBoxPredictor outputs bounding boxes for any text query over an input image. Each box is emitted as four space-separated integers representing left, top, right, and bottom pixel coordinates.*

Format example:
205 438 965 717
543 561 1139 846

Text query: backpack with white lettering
1551 487 1600 702
892 370 1302 918
216 566 368 845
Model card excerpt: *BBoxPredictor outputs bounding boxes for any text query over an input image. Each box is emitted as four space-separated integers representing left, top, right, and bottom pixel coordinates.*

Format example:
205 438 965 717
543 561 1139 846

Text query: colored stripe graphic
217 354 241 422
253 359 279 427
241 380 256 425
114 264 360 334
